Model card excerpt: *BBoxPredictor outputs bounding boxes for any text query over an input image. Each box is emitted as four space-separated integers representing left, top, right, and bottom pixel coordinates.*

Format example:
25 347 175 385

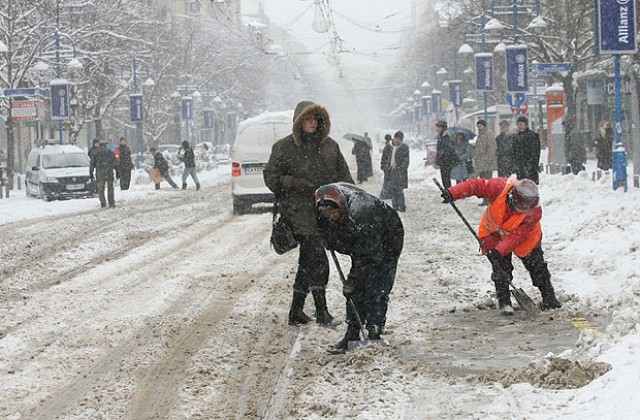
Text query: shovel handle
330 250 367 339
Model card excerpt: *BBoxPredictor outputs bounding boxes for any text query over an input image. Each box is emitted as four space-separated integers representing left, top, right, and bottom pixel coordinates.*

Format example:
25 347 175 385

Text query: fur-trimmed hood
291 101 331 146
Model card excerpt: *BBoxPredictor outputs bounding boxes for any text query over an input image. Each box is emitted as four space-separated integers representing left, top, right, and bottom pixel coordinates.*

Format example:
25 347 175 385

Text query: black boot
312 289 334 326
288 292 312 325
327 324 361 355
539 281 562 310
367 325 382 340
196 183 200 191
493 273 514 316
182 183 187 190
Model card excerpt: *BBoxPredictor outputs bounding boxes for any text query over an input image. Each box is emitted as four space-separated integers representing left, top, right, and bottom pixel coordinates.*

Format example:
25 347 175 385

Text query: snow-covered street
1 150 639 419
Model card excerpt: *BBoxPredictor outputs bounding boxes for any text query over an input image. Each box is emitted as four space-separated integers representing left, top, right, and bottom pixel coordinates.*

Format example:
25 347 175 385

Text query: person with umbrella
351 132 373 184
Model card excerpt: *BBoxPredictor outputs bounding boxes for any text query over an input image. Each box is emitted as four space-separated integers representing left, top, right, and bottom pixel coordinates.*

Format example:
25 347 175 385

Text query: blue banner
414 104 422 121
422 96 432 115
598 0 637 54
50 80 69 120
475 53 493 91
448 80 463 107
506 45 528 92
203 110 214 129
182 98 193 119
129 94 144 122
431 92 442 114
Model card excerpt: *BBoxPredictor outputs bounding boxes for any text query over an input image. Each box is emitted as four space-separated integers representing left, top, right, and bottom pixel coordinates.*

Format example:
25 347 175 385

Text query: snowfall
0 143 639 419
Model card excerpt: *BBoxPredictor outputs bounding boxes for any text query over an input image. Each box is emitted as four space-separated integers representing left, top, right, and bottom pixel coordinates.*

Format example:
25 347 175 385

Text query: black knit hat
517 116 529 125
394 131 404 139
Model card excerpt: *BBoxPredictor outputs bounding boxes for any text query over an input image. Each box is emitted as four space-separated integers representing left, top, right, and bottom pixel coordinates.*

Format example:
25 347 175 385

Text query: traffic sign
3 87 49 97
11 100 39 121
534 62 572 75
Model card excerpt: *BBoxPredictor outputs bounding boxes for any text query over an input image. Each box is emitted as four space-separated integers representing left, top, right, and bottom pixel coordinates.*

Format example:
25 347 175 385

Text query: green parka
264 101 354 236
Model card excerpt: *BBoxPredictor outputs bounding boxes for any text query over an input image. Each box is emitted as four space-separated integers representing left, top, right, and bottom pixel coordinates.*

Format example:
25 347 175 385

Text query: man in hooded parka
263 101 354 326
315 182 404 354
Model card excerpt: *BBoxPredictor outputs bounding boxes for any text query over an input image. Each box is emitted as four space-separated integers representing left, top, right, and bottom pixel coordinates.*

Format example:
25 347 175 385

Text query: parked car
231 110 292 215
25 142 95 201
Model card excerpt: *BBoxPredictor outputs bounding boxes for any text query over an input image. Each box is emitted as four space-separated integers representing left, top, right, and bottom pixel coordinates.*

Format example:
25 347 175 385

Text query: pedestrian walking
149 147 179 190
513 116 541 184
594 120 613 171
179 140 200 190
89 140 117 208
474 119 497 205
496 120 515 177
450 132 471 184
114 137 135 190
435 120 457 189
263 100 354 326
440 177 562 315
563 119 586 175
314 183 404 354
352 132 373 183
380 131 410 212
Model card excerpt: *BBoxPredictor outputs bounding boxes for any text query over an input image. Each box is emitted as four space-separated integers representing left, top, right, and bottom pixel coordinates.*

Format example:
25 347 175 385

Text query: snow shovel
329 250 389 351
433 178 539 316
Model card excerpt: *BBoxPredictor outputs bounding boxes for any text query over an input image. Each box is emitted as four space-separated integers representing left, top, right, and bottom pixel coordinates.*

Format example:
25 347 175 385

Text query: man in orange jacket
440 177 562 315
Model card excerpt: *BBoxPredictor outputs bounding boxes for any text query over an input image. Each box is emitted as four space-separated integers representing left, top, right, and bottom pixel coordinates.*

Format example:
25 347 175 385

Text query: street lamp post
34 29 83 144
121 56 154 168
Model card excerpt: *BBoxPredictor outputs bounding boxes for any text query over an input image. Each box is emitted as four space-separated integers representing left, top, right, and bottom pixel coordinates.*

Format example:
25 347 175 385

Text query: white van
231 110 293 215
25 142 94 201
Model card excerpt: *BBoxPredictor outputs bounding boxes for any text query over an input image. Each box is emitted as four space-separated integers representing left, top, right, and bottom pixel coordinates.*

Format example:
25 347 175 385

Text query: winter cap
435 120 447 129
499 120 510 126
394 131 404 139
477 119 486 127
182 140 190 148
315 184 345 212
517 116 529 125
384 134 392 141
510 179 539 212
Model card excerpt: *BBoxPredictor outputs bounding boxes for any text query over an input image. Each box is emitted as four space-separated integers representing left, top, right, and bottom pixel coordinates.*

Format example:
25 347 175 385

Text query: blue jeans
346 259 397 332
182 166 200 184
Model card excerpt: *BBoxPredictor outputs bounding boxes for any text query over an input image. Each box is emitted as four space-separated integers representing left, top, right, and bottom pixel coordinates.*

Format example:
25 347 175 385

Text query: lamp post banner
422 96 432 115
129 94 144 122
182 98 193 119
598 0 637 54
506 45 529 93
448 80 463 107
50 80 70 120
475 53 494 92
204 110 214 129
431 91 442 114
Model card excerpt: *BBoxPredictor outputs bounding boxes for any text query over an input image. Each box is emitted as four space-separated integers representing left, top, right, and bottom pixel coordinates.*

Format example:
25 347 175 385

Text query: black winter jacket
153 152 170 175
436 131 457 168
181 147 196 168
90 145 117 181
513 128 540 184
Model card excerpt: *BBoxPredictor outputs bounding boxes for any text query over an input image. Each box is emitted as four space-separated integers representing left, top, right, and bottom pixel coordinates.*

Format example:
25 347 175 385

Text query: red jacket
449 177 542 257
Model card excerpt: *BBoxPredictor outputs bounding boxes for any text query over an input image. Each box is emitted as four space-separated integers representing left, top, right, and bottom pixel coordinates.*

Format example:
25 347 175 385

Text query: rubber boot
367 325 382 340
312 289 334 326
155 183 160 190
196 183 200 191
288 291 312 325
492 273 514 316
182 183 187 190
327 324 361 355
539 280 562 310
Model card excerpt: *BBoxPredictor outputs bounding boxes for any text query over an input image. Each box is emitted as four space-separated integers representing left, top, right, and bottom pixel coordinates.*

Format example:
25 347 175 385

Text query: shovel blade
347 338 390 351
511 287 540 316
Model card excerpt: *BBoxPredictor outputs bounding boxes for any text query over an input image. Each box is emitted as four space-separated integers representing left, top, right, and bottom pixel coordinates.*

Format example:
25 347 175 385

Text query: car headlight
41 175 60 183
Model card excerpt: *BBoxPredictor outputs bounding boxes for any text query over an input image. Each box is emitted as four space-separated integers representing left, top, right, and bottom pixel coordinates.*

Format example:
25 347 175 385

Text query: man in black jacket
380 130 410 212
114 137 135 190
315 182 404 354
513 116 541 184
179 140 200 190
90 140 118 208
435 120 457 189
149 147 179 190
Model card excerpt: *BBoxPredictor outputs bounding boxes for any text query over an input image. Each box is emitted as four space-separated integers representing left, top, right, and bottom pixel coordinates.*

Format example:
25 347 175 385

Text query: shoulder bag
270 199 298 255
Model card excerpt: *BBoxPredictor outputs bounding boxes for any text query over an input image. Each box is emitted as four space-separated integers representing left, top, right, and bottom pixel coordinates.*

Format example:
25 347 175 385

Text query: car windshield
42 153 89 169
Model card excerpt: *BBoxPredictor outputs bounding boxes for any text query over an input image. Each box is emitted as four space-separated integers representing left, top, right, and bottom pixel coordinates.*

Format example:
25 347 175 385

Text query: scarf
391 144 400 169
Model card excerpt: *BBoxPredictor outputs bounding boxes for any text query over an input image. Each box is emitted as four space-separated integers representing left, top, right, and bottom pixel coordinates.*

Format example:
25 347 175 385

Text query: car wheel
38 183 51 202
233 199 251 215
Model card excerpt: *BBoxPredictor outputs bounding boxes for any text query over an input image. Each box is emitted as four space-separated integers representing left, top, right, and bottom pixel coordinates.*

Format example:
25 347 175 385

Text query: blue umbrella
342 133 372 149
449 126 476 141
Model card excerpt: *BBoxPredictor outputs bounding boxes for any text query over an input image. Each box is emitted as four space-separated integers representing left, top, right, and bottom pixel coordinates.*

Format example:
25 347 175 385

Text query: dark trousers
293 236 329 295
97 179 115 207
389 188 406 211
155 172 178 189
492 246 552 291
119 169 132 190
346 259 397 332
439 165 453 189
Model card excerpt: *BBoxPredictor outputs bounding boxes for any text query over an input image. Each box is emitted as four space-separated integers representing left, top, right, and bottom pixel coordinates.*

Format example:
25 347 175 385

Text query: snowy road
0 168 615 419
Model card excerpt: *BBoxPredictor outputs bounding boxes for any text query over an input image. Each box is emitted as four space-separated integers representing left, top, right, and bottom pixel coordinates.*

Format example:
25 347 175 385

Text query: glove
486 249 503 264
440 189 454 203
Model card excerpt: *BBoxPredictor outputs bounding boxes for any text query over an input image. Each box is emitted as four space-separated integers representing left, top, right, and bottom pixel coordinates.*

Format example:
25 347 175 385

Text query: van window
42 153 90 169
